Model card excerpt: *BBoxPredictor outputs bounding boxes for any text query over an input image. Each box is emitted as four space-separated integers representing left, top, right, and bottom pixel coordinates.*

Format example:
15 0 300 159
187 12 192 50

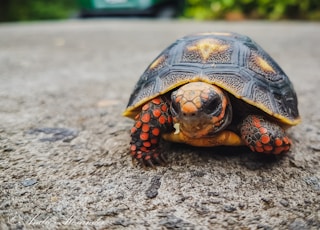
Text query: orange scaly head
170 82 232 138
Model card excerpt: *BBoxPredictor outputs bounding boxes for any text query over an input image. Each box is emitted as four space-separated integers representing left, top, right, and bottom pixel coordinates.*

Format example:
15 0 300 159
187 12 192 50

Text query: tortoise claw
153 155 167 166
146 159 156 168
130 150 166 168
160 154 167 164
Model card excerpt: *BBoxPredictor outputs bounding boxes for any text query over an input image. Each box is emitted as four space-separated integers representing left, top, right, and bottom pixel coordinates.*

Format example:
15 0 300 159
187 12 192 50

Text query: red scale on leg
283 137 291 145
131 127 137 134
140 132 149 141
161 104 168 112
135 120 142 129
259 127 268 134
255 141 262 147
152 109 161 118
143 141 151 147
152 127 160 136
275 138 283 146
142 124 150 132
260 134 270 145
142 104 149 111
141 113 151 123
152 98 161 105
130 145 137 151
263 145 273 152
255 146 264 153
252 116 261 128
158 115 167 125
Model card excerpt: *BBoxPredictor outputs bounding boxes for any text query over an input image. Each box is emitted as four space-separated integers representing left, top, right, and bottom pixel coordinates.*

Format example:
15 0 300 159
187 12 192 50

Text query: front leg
240 115 291 154
130 97 173 166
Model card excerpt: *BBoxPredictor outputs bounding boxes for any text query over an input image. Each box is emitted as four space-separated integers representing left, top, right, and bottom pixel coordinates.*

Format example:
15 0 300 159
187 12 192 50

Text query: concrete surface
0 19 320 229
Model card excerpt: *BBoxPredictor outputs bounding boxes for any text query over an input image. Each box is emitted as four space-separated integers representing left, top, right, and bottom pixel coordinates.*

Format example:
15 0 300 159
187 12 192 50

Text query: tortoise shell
123 32 300 126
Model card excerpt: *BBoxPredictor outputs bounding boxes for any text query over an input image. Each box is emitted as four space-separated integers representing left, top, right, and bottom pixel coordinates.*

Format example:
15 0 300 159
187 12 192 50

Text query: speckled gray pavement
1 20 320 229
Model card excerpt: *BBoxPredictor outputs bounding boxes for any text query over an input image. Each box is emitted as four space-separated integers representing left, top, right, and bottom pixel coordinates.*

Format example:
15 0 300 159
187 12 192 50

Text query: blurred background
1 0 320 22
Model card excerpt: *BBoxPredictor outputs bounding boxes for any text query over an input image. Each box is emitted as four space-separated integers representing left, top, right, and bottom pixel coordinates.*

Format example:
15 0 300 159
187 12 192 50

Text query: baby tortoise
123 32 300 166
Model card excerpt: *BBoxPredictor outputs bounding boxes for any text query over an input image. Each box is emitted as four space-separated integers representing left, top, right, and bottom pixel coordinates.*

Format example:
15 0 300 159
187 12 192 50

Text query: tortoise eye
203 97 222 115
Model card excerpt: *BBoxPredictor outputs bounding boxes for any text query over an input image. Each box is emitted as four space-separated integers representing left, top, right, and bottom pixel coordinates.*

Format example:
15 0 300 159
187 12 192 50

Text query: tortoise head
170 82 232 138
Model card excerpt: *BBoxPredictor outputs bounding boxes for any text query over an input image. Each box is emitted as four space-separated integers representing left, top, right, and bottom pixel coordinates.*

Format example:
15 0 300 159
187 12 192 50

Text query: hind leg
240 115 291 154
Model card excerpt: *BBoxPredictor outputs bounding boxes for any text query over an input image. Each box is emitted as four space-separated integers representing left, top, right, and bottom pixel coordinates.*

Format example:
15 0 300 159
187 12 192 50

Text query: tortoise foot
240 115 291 154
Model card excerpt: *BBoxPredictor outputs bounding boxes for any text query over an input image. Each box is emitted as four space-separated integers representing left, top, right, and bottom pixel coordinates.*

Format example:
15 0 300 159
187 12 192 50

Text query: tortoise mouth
173 108 232 139
180 121 215 138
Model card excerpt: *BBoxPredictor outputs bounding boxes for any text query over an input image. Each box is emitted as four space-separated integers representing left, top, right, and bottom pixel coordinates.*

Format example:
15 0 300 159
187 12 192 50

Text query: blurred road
1 19 320 229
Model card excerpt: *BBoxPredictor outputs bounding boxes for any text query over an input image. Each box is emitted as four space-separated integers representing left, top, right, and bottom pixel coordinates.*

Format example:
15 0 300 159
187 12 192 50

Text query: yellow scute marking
187 39 229 61
196 32 232 37
149 55 165 70
255 56 276 73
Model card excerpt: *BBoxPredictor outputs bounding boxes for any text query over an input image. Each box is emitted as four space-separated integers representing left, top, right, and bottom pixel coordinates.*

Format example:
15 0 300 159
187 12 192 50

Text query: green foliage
0 0 77 22
1 0 319 21
183 0 320 20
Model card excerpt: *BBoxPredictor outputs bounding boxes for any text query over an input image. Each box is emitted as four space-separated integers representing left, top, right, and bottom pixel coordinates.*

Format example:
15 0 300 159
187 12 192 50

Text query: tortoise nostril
182 112 196 117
